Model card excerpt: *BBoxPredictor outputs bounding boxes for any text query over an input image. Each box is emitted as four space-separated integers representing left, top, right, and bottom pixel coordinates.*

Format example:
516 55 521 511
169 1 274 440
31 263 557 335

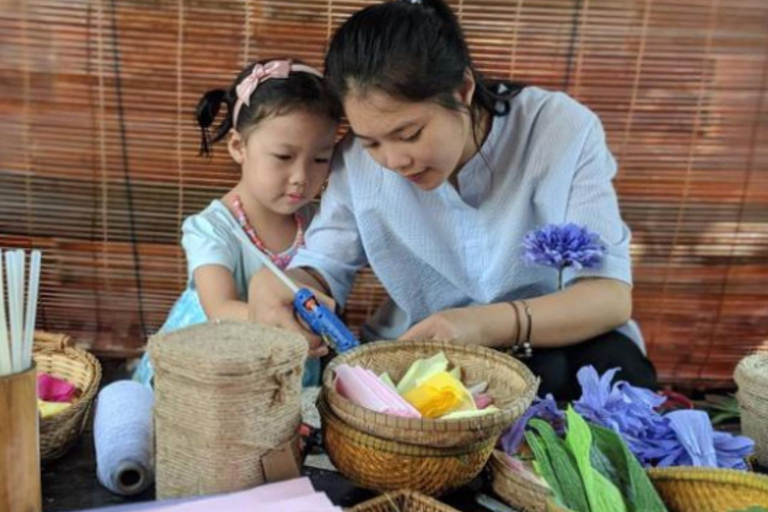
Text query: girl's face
228 109 337 215
343 80 477 191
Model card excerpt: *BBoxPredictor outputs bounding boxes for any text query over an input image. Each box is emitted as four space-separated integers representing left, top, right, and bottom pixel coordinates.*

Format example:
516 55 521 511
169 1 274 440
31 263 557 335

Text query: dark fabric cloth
522 329 658 401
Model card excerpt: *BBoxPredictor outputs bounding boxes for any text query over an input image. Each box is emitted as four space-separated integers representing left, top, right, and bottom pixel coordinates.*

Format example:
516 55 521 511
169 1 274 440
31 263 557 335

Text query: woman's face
343 87 477 191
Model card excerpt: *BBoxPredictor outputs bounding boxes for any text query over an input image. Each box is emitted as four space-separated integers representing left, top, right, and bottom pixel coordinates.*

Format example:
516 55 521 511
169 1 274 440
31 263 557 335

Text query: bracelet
508 301 521 350
516 300 533 359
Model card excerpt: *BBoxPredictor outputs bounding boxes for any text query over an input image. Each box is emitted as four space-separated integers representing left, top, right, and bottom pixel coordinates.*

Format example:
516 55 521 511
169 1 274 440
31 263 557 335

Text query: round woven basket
33 331 102 463
647 466 768 512
319 392 496 496
323 339 538 447
496 465 768 512
489 451 551 512
734 352 768 468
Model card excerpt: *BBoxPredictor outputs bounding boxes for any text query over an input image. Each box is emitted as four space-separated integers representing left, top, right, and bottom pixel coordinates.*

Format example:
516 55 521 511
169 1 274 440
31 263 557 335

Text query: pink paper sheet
146 478 342 512
334 364 421 418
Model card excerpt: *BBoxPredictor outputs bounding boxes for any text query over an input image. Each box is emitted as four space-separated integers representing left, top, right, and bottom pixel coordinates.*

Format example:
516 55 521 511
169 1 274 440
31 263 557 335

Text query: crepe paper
335 364 421 418
666 410 718 467
379 372 397 391
38 372 77 402
474 393 493 410
38 399 72 419
500 394 564 455
396 352 450 395
468 381 489 396
588 423 667 512
573 365 754 469
527 419 589 512
148 477 343 512
402 370 475 419
494 450 550 488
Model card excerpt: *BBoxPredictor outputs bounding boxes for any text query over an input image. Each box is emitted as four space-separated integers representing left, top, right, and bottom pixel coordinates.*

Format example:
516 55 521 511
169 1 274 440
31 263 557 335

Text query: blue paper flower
499 393 564 455
572 365 755 469
522 223 607 289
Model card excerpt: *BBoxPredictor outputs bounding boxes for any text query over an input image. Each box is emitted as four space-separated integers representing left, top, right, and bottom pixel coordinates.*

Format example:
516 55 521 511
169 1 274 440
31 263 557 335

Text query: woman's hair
195 59 342 156
324 0 525 125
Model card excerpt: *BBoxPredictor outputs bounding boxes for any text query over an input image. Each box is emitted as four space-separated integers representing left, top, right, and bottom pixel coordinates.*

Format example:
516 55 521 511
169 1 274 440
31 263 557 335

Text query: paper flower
572 366 754 469
523 223 607 289
499 393 564 455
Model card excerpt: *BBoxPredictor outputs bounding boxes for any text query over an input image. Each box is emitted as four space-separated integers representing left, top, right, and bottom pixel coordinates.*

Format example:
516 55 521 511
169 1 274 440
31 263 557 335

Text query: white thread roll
94 380 155 496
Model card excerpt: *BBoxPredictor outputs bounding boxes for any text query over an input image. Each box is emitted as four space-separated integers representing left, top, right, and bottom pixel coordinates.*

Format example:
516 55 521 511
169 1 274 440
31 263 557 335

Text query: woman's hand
397 304 515 348
248 268 335 358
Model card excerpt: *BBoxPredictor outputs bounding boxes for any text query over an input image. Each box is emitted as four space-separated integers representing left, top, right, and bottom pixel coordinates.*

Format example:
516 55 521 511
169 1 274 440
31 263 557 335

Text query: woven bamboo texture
150 321 306 499
33 330 102 463
348 491 460 512
319 393 496 497
1 0 767 387
489 451 551 512
323 339 538 448
647 466 768 512
494 455 768 512
734 352 768 468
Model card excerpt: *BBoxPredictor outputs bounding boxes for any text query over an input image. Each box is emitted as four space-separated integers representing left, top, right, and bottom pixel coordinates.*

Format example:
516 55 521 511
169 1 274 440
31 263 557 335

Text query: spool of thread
94 380 154 496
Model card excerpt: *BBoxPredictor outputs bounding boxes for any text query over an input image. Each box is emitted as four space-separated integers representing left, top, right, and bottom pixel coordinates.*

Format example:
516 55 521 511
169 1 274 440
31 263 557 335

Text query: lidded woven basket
150 321 306 499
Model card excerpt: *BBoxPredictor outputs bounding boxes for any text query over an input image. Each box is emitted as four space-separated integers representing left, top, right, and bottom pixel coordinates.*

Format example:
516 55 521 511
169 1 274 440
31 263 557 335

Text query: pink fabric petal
37 373 76 402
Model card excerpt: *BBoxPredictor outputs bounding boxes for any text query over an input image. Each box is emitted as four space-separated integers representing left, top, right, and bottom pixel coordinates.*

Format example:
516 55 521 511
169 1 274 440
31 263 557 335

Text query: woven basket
489 450 551 512
648 466 768 512
323 339 538 447
33 331 102 463
735 352 768 468
319 392 496 497
499 466 768 512
347 490 460 512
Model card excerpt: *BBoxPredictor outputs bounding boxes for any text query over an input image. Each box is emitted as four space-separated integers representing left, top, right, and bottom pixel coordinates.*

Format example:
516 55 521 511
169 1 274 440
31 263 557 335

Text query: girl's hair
325 0 524 129
195 59 342 156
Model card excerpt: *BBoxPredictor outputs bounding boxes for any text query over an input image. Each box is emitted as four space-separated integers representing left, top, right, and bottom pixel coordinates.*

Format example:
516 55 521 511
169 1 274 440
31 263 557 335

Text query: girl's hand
248 268 333 358
397 304 515 349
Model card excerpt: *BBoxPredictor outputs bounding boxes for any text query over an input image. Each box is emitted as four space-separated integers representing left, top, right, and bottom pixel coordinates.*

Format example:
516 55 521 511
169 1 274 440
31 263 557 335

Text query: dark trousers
522 330 657 402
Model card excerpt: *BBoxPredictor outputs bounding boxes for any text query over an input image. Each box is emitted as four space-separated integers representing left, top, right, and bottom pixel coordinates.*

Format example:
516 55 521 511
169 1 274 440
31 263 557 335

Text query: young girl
134 58 341 387
249 0 657 401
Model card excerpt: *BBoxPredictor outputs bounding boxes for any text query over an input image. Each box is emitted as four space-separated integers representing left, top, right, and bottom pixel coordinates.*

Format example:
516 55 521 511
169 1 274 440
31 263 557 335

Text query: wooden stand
0 365 42 512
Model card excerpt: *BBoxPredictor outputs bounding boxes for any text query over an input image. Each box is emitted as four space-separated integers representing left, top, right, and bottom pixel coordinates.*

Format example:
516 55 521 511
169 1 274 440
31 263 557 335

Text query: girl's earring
320 179 329 194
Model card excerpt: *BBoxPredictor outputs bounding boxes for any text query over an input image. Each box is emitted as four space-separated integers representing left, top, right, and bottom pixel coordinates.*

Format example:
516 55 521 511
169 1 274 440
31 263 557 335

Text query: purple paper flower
499 394 564 455
572 365 755 470
523 223 607 289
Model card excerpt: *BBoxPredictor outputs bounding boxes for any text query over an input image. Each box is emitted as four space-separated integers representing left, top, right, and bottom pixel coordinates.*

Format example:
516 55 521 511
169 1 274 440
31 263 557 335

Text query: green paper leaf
529 419 590 512
588 423 667 512
563 406 627 512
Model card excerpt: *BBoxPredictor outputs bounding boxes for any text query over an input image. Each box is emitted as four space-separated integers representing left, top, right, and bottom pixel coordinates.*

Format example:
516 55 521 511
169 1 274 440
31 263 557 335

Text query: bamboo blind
0 0 766 386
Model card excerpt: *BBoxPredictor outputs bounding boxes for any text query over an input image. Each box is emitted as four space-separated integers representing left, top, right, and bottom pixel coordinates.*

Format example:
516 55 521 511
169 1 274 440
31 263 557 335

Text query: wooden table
41 358 491 512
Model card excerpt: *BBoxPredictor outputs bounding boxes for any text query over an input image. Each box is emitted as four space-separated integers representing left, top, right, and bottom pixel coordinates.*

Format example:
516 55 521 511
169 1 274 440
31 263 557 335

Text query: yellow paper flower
402 371 475 419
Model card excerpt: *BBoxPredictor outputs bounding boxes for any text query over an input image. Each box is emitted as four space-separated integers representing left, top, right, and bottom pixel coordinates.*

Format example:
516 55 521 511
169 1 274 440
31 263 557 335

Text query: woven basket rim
647 466 768 491
323 339 539 432
318 391 496 457
735 352 768 388
348 490 460 511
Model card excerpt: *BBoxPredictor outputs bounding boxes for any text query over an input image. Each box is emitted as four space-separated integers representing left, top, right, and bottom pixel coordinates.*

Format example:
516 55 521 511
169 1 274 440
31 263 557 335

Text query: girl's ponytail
195 88 233 157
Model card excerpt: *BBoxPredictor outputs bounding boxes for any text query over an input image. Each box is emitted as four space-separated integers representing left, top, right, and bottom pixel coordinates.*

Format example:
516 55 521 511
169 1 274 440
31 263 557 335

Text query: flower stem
558 269 563 291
